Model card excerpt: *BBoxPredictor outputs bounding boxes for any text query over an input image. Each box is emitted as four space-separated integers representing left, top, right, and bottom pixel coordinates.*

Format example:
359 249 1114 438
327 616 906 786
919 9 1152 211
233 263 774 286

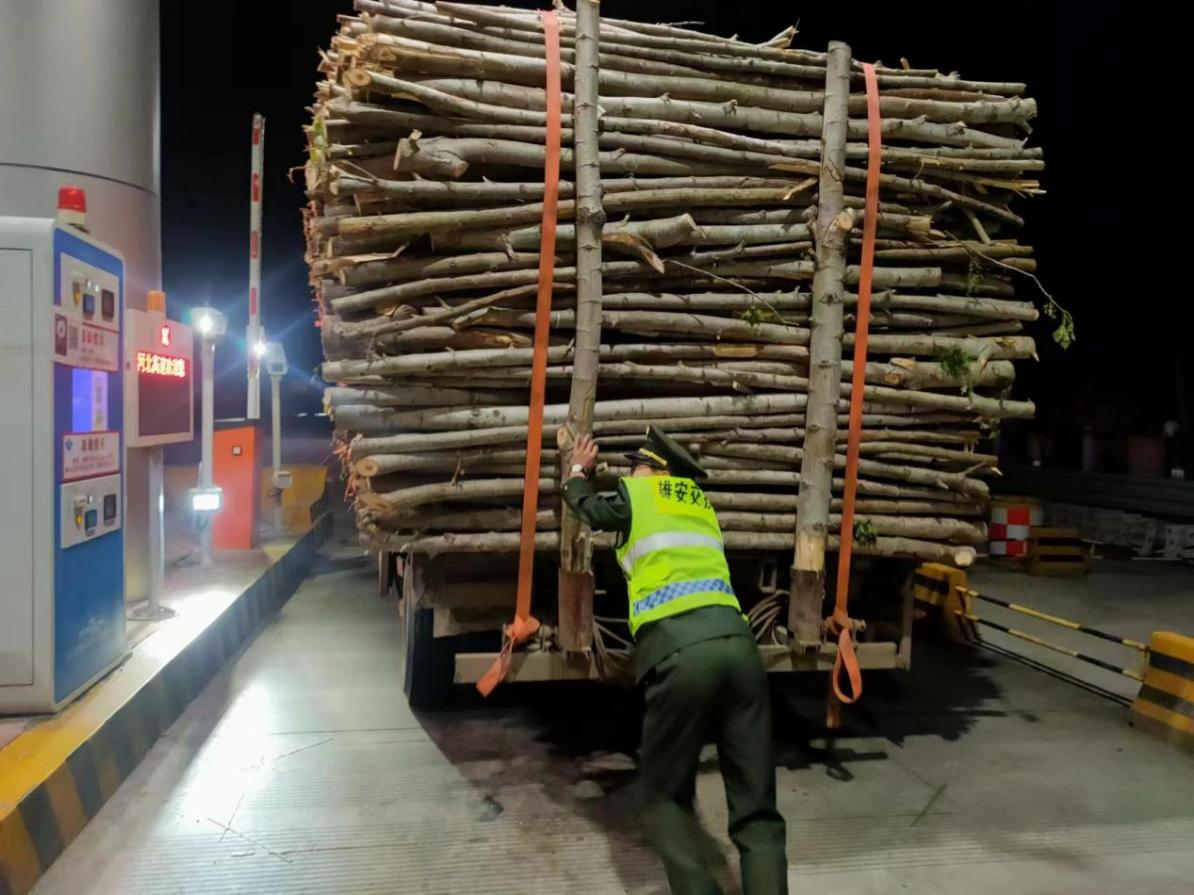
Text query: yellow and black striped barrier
1131 632 1194 751
911 563 968 608
911 563 1194 748
951 585 1148 682
911 563 976 644
956 612 1145 682
963 590 1149 653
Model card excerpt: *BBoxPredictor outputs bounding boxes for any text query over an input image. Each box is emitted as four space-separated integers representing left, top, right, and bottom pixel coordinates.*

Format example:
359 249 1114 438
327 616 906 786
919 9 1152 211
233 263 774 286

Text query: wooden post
558 0 604 651
789 41 853 647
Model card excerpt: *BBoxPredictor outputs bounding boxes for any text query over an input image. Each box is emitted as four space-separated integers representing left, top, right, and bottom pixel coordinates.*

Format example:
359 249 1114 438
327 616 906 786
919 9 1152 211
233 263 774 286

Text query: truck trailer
306 0 1044 708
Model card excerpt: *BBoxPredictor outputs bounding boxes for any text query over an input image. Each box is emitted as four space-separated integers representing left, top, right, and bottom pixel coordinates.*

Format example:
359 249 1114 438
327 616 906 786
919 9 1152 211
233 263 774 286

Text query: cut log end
344 68 373 89
356 491 395 515
354 458 382 477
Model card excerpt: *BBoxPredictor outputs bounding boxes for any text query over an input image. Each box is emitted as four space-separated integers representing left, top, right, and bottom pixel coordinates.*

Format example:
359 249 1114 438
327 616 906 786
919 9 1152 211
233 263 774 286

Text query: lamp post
190 306 227 566
263 342 292 530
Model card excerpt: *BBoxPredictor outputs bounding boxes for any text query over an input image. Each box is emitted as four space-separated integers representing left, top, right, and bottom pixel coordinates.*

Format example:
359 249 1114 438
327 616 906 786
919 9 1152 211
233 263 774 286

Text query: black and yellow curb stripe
911 563 968 609
910 563 976 644
1131 631 1194 752
0 510 333 895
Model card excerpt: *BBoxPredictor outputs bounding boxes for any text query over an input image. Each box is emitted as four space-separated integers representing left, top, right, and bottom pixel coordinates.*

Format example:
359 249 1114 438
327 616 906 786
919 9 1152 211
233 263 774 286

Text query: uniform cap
624 425 708 480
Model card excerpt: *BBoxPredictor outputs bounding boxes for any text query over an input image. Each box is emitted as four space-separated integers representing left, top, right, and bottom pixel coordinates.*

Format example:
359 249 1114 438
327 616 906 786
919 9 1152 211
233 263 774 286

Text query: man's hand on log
571 434 599 478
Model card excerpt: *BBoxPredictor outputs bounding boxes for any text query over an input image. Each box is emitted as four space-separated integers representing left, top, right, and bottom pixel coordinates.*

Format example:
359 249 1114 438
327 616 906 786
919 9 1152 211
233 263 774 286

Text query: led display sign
136 351 187 379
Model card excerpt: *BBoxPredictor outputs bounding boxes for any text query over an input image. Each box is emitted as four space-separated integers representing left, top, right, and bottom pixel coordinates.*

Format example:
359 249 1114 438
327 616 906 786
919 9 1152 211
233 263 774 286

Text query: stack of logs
308 0 1044 568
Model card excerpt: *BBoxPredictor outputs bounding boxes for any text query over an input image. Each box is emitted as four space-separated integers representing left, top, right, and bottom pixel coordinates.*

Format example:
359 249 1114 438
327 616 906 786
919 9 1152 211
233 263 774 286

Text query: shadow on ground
412 625 1012 893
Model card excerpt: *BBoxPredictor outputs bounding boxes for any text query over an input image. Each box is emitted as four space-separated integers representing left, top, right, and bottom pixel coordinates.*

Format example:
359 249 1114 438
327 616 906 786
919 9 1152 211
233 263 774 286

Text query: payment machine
125 298 194 619
1 208 127 711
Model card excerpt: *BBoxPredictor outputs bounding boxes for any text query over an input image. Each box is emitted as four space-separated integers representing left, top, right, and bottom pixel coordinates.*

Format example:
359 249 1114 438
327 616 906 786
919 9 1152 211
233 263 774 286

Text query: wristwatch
570 464 587 477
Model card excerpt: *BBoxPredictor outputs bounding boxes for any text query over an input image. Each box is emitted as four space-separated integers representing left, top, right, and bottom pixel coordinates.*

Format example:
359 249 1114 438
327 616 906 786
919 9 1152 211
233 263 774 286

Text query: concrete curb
0 511 333 895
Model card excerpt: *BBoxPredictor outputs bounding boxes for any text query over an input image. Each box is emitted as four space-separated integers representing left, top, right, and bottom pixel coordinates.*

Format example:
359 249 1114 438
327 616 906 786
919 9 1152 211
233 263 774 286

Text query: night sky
161 2 1134 466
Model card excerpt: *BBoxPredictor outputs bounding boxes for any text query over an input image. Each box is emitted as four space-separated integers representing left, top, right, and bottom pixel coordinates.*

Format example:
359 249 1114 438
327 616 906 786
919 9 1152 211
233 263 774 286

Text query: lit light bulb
196 314 214 336
253 340 268 358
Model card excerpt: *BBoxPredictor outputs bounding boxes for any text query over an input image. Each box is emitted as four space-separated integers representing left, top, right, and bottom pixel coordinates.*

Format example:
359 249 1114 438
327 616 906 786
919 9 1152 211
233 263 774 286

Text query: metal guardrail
999 466 1194 521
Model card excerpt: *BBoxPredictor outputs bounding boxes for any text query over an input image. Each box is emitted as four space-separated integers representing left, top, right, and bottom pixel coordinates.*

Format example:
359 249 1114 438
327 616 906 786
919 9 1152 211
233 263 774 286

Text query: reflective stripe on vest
616 476 740 636
618 531 725 574
632 577 736 616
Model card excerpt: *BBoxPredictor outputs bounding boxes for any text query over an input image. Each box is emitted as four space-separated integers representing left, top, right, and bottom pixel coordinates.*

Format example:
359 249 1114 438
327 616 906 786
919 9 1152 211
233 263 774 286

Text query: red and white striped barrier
246 113 265 420
989 497 1043 557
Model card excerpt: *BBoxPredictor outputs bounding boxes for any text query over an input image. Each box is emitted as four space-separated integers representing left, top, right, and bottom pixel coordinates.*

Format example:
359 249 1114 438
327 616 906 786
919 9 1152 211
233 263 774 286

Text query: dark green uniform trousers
640 635 788 894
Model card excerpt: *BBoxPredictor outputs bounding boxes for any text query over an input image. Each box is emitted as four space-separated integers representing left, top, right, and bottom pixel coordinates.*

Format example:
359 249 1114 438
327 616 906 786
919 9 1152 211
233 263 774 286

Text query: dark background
161 2 1144 471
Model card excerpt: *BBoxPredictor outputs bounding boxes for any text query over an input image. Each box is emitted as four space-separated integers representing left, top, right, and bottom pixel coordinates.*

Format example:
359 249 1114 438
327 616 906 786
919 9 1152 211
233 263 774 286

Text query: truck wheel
402 601 456 710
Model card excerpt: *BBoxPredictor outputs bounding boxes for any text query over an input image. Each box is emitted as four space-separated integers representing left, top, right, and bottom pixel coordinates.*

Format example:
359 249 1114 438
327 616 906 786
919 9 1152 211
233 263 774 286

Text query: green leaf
965 257 982 295
853 518 878 548
939 348 971 378
738 304 780 327
1052 308 1076 349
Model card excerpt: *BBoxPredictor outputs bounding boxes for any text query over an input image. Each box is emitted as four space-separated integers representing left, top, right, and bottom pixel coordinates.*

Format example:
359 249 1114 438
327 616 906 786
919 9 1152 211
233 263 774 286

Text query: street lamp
263 342 291 530
189 306 227 566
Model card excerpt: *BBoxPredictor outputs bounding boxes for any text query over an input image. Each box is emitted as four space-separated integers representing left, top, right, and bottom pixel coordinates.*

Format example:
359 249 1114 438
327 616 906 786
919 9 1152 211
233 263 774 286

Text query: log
359 63 1022 149
433 212 721 253
699 441 990 498
710 493 982 517
394 134 726 178
373 476 556 511
383 528 976 566
791 41 851 644
432 2 1025 97
345 410 976 460
558 0 603 649
360 30 1036 127
380 507 559 533
324 384 521 408
716 512 987 544
333 168 804 208
336 392 813 432
337 250 540 287
359 6 715 82
319 185 813 243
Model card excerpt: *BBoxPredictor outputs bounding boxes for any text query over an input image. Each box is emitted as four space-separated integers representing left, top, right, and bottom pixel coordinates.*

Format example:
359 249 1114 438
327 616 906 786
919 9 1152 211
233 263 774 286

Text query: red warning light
58 186 88 213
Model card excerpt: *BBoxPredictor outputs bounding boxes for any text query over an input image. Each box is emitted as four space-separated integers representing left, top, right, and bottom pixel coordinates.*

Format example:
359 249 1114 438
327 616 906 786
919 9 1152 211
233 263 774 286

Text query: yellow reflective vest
615 476 740 636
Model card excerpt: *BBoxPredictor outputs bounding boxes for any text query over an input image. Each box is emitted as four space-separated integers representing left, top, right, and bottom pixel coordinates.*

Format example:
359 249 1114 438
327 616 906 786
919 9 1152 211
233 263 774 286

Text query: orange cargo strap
477 10 561 697
827 61 882 728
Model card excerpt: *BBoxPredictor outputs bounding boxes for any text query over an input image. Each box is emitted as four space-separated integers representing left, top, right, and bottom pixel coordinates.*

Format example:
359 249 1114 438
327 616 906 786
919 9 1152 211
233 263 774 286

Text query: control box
213 424 262 550
1 217 127 712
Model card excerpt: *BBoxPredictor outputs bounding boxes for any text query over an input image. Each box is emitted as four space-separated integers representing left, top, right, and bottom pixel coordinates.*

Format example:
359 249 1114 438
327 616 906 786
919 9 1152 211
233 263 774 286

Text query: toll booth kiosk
126 306 193 449
125 301 194 617
1 218 127 712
